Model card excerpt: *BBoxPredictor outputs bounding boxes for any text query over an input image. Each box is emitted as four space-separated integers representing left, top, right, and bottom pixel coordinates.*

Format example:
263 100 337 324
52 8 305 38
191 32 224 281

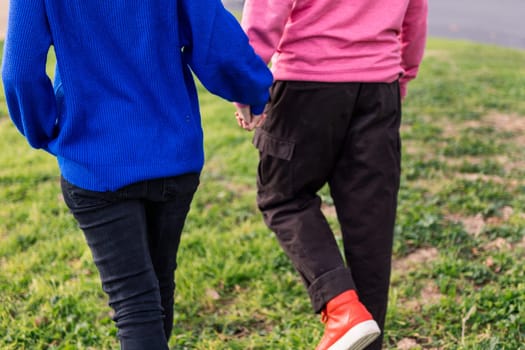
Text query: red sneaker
315 290 380 350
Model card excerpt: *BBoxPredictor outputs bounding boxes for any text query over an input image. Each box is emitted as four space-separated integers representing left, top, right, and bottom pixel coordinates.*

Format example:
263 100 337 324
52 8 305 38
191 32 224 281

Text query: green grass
1 38 524 349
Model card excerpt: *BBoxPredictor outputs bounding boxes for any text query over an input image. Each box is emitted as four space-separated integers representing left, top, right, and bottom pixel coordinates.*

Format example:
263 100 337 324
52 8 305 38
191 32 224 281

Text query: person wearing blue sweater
2 0 272 349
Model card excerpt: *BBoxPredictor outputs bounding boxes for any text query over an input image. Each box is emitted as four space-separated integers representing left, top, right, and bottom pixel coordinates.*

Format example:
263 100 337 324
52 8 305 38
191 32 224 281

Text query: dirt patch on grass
441 119 484 138
396 336 443 350
439 112 525 145
485 112 525 135
446 213 485 236
397 338 419 350
403 280 443 313
446 206 515 237
393 247 439 272
420 282 442 304
482 237 512 252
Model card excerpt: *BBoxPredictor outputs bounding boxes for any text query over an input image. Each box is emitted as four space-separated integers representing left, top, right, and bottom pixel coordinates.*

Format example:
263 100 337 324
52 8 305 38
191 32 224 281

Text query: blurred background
427 0 525 49
221 0 525 50
1 0 524 49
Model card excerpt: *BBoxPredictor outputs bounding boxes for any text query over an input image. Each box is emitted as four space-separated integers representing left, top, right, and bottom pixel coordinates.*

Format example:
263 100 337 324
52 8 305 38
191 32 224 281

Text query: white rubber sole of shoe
327 320 381 350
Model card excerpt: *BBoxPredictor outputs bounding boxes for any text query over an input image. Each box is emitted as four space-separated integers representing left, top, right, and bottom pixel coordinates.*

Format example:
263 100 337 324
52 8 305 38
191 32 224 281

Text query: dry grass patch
446 213 485 236
392 247 439 272
485 113 525 141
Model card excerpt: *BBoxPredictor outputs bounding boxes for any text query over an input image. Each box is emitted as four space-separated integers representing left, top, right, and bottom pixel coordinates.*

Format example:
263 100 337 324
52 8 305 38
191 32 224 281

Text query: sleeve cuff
251 103 266 115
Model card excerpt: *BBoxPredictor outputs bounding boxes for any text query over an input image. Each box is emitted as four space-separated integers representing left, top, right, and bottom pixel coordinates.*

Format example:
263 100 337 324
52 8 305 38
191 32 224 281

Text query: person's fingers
249 114 266 129
235 111 266 131
242 122 253 131
235 112 243 128
254 113 267 128
238 116 252 131
237 106 253 124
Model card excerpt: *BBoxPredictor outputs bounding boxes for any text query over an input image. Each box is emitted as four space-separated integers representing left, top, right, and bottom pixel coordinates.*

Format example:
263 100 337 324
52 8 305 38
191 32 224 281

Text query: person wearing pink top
235 1 428 349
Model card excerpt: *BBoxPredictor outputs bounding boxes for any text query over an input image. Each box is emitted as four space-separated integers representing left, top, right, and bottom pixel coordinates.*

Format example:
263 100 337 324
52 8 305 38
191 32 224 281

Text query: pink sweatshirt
241 0 428 98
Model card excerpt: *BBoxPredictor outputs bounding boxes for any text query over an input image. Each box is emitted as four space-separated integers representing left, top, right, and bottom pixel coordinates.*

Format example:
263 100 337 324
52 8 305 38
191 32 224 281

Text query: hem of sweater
58 157 204 192
272 65 403 84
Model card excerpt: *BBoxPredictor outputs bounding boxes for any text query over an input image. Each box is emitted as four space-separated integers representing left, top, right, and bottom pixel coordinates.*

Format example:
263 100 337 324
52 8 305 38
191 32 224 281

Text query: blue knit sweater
2 0 272 191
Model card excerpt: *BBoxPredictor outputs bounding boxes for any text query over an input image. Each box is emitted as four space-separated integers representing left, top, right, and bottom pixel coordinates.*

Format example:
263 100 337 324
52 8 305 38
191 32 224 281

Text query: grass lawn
1 38 524 349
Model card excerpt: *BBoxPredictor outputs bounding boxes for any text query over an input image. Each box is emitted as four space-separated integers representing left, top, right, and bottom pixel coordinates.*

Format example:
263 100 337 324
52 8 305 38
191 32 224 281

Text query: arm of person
399 0 428 99
179 0 272 115
230 0 292 131
241 0 294 64
1 0 57 151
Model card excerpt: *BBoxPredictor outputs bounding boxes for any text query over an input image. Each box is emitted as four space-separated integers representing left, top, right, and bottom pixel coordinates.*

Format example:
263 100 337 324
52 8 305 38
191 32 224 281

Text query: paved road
428 0 525 49
1 1 524 50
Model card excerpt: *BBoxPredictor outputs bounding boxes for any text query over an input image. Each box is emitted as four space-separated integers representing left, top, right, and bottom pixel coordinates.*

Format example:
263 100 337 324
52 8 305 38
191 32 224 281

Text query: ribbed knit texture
2 0 272 191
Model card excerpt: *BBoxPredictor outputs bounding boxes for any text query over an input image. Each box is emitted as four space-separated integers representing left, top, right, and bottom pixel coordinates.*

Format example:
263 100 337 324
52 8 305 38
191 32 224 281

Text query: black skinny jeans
61 174 199 350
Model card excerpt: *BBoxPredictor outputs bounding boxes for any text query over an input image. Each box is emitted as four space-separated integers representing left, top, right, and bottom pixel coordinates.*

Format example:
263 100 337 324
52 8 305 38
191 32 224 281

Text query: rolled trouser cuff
308 267 356 313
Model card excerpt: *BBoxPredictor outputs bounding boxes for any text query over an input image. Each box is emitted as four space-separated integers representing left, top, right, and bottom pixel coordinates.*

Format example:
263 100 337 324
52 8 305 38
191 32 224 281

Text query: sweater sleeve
1 0 57 151
399 0 428 98
179 0 272 114
241 0 294 65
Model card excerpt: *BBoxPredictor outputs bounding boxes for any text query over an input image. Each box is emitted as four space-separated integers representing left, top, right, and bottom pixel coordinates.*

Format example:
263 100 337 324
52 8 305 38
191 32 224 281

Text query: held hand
236 106 253 125
234 106 266 131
